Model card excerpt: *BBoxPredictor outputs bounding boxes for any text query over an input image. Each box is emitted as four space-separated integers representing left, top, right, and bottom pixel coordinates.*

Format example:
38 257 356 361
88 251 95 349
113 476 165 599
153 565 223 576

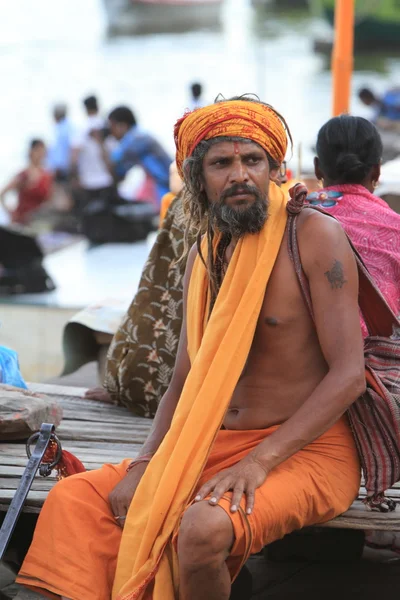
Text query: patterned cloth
174 100 288 177
105 194 193 417
307 184 400 321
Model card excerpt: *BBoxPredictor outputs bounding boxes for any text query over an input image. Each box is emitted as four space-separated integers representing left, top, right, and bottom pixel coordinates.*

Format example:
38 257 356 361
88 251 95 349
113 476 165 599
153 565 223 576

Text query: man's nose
229 160 249 183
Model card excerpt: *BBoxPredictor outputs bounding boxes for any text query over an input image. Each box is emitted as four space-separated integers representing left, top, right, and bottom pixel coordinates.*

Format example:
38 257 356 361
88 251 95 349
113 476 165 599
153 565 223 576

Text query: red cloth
12 169 52 223
319 184 400 332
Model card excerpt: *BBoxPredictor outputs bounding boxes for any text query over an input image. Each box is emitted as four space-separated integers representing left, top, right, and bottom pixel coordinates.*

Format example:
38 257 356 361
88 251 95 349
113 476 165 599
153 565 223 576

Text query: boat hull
103 0 222 35
320 0 400 48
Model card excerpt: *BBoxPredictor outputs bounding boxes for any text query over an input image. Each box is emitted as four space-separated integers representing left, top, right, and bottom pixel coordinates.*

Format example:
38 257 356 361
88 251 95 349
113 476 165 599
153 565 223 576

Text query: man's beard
209 183 269 238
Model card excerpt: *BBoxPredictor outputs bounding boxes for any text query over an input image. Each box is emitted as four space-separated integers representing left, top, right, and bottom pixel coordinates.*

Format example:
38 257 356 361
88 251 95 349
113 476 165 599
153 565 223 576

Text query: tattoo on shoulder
324 260 347 289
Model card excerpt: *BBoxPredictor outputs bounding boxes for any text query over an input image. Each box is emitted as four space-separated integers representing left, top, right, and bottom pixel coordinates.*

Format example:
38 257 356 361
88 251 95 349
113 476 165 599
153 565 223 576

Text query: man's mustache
220 184 262 203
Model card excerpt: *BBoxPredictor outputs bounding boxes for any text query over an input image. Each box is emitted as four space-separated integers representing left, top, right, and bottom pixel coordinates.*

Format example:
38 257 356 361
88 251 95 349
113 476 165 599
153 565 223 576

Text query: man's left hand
194 456 268 515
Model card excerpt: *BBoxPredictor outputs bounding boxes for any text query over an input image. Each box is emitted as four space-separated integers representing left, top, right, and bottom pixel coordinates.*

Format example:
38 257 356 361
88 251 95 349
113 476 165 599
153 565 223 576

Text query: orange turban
174 100 288 178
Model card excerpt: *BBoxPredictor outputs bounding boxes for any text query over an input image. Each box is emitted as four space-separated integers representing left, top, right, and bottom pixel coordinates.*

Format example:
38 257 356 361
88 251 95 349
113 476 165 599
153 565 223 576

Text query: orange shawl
113 182 288 600
159 192 175 226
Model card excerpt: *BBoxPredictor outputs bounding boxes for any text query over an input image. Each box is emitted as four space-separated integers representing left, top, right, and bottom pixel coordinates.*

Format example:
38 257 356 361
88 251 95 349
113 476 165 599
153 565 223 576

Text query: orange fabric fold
174 100 288 178
159 192 175 226
196 418 360 579
16 419 359 600
112 182 288 600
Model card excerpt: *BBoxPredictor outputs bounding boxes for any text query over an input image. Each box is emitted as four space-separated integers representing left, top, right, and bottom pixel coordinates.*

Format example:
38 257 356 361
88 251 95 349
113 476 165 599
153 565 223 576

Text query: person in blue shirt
359 87 400 123
108 106 172 207
46 103 74 182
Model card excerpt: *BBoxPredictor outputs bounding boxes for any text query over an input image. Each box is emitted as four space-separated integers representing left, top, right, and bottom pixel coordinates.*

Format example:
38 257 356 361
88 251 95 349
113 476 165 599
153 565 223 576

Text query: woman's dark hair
316 115 382 184
30 139 45 150
108 106 137 128
84 95 98 112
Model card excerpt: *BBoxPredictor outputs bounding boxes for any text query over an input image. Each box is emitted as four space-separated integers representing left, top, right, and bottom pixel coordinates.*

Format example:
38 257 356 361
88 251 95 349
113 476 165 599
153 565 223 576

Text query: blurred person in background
0 139 52 225
46 103 73 183
70 94 115 213
107 105 172 208
359 87 400 128
189 82 204 110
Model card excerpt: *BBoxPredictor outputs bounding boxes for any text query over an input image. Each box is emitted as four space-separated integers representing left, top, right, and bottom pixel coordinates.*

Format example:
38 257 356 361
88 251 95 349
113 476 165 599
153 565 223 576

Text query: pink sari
307 184 400 333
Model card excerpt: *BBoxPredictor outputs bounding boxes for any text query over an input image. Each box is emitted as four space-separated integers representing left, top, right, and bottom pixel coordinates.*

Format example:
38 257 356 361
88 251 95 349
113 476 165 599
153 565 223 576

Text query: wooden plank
0 503 40 514
38 440 141 451
57 397 140 415
0 490 48 507
0 478 56 491
55 425 148 444
58 405 151 427
0 461 114 477
57 419 147 432
58 411 150 426
59 410 137 424
27 383 88 398
358 488 400 499
0 452 136 466
0 443 139 456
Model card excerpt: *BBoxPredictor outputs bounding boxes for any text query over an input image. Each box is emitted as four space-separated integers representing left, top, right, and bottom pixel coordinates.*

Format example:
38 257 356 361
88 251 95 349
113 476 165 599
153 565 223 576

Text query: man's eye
247 157 260 164
214 159 229 166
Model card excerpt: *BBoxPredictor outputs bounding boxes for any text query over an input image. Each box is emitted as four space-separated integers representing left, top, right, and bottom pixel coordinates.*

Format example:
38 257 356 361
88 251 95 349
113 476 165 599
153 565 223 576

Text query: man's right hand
109 462 148 527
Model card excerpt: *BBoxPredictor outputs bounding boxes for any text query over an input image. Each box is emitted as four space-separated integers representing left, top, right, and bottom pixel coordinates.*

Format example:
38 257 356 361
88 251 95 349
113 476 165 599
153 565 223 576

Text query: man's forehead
205 139 265 158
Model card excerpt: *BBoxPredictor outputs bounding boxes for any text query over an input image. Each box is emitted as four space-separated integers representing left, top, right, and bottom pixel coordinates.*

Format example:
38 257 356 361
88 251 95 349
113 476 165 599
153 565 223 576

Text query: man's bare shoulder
296 207 348 250
295 207 357 287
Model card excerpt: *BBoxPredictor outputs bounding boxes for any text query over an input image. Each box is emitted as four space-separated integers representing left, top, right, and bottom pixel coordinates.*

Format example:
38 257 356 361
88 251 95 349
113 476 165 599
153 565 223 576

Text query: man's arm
252 211 366 470
0 176 20 214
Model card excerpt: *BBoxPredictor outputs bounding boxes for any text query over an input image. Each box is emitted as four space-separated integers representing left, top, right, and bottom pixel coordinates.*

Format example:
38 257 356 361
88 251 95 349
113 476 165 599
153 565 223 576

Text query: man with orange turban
17 96 365 600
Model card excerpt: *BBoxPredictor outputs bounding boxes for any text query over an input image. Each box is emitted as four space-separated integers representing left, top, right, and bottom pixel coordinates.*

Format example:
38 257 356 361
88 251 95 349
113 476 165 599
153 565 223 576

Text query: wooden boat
102 0 223 36
319 0 400 49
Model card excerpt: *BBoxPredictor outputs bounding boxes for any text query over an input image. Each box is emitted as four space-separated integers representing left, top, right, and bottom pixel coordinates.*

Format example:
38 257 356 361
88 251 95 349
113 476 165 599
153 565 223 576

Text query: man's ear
314 157 323 181
269 167 280 183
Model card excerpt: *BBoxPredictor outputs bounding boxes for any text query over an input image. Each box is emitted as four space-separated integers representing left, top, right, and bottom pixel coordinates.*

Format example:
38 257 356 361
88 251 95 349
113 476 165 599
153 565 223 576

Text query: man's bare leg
178 502 234 600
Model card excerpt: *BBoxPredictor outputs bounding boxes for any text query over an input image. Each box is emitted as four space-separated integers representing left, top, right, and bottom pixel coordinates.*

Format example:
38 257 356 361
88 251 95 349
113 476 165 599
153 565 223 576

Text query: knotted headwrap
174 100 288 178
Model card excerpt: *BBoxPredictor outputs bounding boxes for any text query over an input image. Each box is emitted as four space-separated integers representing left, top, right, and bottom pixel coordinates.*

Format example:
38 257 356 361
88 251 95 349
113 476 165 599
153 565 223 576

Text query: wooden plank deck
0 383 151 513
1 384 399 530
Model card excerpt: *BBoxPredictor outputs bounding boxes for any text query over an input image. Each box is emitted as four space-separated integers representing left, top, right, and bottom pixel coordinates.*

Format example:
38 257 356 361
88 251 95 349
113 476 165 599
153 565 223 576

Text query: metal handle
0 423 55 561
26 430 63 476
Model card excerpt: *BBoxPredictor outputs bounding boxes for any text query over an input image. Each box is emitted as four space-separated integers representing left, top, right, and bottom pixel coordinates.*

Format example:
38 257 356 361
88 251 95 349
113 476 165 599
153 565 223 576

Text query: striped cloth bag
287 185 400 512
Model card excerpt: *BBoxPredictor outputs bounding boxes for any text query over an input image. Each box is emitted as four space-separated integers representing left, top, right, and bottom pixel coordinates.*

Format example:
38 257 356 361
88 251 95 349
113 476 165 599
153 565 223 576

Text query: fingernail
210 497 217 504
231 505 237 512
247 508 252 515
194 495 201 501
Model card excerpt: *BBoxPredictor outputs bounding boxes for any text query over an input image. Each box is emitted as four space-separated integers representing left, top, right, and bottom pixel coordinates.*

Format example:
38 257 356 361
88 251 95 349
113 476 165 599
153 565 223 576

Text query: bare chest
250 236 314 352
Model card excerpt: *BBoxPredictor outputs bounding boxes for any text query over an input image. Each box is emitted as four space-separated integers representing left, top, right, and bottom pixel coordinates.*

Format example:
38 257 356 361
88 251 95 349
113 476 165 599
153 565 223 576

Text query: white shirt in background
72 115 114 190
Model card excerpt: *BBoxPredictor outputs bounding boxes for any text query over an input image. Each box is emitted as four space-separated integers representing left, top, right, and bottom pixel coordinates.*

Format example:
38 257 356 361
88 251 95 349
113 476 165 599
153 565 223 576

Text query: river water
0 0 399 184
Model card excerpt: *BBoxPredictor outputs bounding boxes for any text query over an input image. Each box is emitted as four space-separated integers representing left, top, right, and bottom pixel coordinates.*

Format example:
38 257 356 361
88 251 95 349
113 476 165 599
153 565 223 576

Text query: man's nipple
265 316 279 327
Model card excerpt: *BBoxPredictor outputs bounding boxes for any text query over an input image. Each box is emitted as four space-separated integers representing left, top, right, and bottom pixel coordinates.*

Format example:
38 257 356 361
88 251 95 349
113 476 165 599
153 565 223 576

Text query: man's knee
46 471 89 505
178 502 234 569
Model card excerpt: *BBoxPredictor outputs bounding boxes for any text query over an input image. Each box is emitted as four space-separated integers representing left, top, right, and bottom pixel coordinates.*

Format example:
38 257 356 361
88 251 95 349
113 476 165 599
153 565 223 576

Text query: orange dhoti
17 416 360 600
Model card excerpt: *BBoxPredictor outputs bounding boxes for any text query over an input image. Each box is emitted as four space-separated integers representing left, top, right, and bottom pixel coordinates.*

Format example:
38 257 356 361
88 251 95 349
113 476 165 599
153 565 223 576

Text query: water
0 0 399 185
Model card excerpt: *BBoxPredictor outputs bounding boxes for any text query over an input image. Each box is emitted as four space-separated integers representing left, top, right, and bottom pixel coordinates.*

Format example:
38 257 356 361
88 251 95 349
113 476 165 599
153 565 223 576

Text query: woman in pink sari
310 114 400 319
311 114 400 558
